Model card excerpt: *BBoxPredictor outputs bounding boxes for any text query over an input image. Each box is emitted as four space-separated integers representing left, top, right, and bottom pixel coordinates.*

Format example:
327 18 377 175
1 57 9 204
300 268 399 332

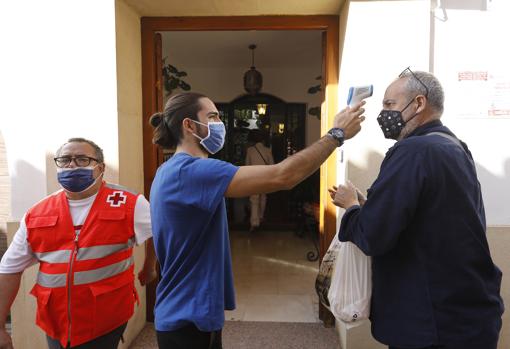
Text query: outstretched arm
225 102 366 198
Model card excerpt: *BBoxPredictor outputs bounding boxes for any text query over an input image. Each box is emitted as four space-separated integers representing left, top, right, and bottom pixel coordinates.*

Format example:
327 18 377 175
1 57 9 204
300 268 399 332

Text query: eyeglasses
54 156 99 168
399 66 429 98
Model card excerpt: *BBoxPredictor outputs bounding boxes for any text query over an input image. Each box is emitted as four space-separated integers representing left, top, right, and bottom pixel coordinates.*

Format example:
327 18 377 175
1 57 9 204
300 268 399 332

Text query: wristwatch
327 128 345 147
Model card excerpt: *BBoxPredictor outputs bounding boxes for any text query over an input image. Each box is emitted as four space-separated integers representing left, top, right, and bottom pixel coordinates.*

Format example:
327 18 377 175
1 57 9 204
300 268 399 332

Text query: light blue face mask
191 120 226 154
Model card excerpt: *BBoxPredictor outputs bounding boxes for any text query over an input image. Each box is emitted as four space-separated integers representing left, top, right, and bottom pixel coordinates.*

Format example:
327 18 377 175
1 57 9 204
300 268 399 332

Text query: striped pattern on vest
35 238 135 287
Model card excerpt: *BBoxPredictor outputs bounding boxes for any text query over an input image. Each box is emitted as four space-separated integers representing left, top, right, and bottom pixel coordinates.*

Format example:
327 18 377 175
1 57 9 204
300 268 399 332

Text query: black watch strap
327 128 345 147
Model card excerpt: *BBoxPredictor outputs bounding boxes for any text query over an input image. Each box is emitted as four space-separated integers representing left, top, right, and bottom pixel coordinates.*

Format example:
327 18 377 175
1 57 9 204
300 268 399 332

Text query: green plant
307 75 322 119
163 61 191 96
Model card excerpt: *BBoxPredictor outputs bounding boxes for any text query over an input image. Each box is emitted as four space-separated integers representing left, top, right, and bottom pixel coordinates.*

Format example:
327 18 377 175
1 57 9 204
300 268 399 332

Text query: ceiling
160 30 323 69
123 0 344 17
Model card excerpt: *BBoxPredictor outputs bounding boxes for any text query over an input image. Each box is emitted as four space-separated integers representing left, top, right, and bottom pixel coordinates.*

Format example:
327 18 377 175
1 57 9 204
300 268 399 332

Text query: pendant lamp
243 44 263 95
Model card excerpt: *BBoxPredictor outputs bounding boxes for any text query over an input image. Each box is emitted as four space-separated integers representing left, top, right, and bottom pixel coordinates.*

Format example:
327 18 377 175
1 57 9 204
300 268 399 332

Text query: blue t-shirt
150 152 239 332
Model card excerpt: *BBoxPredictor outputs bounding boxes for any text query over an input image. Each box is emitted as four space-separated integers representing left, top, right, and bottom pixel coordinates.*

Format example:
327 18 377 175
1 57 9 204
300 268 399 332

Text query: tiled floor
226 229 321 323
129 229 323 348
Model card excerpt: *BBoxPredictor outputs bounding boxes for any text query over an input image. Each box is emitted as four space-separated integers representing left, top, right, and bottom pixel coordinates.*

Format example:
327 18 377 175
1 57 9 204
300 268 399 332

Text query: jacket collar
405 119 445 138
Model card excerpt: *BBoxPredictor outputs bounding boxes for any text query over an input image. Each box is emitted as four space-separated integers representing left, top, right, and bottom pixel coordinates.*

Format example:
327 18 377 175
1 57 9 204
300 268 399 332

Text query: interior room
152 29 325 323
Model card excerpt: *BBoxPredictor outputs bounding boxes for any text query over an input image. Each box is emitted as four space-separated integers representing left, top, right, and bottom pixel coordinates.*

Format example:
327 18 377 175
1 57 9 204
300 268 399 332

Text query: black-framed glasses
54 156 99 168
399 66 429 98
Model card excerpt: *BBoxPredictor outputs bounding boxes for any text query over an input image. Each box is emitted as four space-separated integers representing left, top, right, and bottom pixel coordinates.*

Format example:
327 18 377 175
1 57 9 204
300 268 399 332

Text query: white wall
432 0 510 225
338 0 430 195
0 0 120 221
338 0 510 226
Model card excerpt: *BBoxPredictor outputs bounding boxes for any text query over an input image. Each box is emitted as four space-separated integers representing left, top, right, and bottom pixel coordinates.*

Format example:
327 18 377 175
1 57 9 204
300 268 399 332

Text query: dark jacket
339 120 504 348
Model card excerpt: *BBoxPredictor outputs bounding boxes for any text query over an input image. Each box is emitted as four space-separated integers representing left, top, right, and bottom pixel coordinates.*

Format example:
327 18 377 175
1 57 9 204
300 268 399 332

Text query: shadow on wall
347 151 385 194
475 158 510 225
0 130 10 258
0 232 6 260
10 159 46 221
45 151 60 195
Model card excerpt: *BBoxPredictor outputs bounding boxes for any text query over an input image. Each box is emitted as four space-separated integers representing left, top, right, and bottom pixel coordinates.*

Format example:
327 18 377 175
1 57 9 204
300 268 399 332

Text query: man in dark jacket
330 68 504 349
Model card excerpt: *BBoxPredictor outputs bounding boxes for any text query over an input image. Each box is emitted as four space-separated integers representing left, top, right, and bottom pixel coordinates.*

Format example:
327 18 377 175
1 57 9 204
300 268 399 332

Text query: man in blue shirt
330 69 504 349
149 92 366 349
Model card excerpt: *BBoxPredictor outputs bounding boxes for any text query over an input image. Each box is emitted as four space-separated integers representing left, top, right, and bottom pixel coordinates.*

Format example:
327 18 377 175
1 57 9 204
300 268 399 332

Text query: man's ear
415 95 427 114
182 118 195 135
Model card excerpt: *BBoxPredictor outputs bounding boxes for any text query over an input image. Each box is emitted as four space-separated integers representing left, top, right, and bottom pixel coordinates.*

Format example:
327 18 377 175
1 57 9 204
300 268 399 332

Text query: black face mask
377 98 416 140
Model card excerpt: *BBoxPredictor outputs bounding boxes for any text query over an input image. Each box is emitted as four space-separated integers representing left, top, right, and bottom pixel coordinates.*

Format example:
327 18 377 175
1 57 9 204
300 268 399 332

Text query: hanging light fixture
256 103 267 116
243 44 263 95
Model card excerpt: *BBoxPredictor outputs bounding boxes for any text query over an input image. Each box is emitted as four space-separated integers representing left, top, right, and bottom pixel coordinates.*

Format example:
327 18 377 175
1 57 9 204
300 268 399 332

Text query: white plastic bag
327 241 372 327
315 237 341 308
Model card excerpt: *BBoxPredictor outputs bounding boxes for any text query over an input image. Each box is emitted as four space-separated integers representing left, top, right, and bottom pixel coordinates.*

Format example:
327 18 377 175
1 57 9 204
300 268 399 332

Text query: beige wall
123 0 344 17
487 226 510 349
115 1 147 348
116 0 145 195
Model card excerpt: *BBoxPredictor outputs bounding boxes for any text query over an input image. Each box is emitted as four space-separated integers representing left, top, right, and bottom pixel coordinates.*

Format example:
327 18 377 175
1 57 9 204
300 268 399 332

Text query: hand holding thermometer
337 85 372 190
347 85 373 107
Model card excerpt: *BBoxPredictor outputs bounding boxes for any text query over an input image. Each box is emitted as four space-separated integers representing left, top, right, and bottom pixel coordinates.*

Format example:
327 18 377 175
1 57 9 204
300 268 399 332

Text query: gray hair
400 70 444 115
56 137 104 162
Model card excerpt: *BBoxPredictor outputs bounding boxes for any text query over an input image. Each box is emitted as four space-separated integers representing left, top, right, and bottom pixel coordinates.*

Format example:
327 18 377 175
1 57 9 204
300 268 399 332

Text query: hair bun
149 112 163 127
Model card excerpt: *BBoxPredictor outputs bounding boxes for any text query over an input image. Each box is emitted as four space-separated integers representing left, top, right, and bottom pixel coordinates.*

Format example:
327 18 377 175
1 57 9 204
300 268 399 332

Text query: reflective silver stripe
34 250 71 263
76 239 134 261
37 271 67 288
73 257 134 285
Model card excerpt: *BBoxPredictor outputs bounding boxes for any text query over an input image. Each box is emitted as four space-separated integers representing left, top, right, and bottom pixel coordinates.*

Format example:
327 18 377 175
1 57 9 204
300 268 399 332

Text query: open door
317 30 337 326
145 32 163 322
141 16 340 326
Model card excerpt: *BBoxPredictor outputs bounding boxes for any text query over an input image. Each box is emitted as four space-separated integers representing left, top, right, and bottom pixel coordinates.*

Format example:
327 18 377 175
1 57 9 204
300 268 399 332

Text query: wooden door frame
141 15 339 324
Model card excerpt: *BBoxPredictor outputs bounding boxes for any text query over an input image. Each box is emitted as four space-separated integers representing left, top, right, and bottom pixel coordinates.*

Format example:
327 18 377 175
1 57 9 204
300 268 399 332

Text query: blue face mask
57 167 101 193
191 120 226 154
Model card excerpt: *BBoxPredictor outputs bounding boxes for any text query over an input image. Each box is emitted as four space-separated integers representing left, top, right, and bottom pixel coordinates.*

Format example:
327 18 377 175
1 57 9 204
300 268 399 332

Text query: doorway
215 93 308 230
141 16 340 324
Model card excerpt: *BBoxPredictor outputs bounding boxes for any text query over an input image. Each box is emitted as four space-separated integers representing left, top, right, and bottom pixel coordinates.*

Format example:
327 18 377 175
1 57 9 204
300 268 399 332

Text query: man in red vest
0 138 157 349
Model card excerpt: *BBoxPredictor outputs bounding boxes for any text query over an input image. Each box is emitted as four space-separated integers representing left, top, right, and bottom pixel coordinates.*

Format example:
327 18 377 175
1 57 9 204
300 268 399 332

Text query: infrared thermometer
347 85 373 106
338 85 373 191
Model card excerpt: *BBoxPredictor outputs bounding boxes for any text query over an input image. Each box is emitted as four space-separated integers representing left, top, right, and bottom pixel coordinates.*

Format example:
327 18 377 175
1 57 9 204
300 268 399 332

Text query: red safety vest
26 182 140 347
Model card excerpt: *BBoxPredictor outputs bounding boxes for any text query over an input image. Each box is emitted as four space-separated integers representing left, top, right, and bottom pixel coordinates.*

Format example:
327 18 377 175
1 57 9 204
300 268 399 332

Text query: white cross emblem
106 191 127 207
